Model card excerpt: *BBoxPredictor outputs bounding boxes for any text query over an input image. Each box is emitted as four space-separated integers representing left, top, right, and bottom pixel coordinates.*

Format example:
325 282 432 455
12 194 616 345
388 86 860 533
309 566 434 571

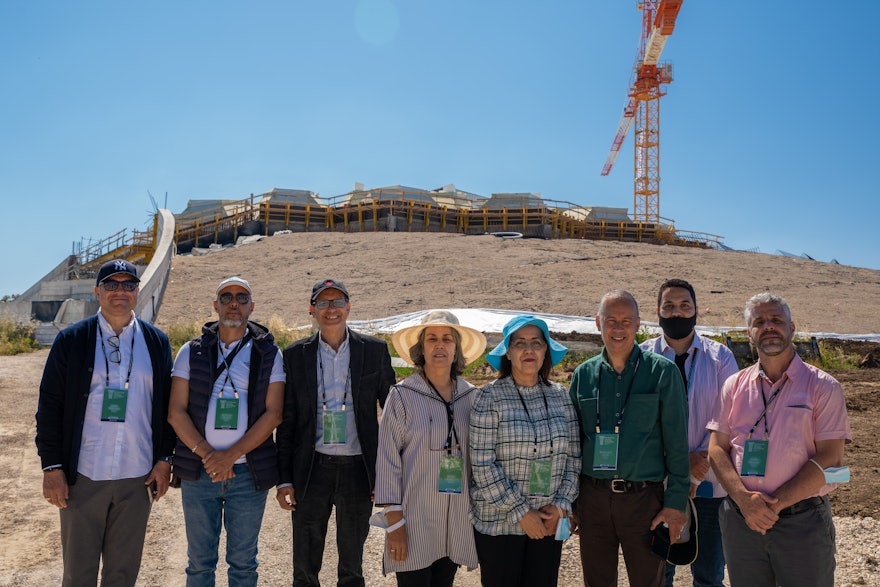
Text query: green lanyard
595 350 641 434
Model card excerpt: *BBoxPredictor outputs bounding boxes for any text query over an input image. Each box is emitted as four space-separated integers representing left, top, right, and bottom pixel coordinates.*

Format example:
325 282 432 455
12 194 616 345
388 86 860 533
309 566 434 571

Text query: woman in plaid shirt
469 315 581 587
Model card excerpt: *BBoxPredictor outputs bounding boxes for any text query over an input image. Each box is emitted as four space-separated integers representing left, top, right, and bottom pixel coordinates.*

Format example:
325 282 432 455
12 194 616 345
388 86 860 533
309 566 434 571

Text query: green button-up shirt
569 345 690 511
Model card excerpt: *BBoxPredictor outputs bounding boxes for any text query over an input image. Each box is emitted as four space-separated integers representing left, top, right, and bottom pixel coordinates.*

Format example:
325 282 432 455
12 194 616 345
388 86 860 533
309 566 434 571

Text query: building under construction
171 183 722 255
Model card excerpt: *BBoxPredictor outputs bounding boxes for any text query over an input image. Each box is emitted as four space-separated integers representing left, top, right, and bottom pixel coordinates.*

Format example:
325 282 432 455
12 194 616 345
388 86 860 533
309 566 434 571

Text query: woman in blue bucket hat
469 315 581 587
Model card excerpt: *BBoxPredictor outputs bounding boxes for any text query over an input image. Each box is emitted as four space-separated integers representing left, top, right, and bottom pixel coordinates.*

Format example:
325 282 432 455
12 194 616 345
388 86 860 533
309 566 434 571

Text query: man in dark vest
36 258 174 587
168 276 284 587
276 279 396 587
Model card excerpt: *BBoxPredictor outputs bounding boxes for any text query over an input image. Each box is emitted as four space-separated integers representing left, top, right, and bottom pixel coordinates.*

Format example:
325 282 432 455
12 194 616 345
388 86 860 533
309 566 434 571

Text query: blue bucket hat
486 315 568 370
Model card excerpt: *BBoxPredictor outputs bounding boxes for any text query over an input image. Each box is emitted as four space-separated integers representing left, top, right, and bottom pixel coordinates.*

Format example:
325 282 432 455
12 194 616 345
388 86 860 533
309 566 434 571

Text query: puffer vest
171 321 279 490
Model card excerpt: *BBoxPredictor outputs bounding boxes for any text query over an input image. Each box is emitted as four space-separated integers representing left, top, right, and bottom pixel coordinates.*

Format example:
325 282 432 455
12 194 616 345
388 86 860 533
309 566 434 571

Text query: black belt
728 495 825 517
778 496 825 516
315 453 362 465
583 475 663 494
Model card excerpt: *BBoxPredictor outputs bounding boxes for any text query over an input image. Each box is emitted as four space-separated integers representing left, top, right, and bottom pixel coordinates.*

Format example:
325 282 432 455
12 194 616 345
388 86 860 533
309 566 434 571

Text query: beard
220 317 246 328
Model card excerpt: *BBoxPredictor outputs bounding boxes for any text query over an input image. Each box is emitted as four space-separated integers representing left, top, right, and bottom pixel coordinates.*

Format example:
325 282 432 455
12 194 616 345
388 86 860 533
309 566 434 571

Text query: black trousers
473 530 563 587
291 454 372 587
395 557 458 587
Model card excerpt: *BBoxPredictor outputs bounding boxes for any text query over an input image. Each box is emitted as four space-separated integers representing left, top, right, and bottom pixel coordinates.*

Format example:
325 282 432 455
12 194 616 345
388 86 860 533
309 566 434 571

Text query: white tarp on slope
348 308 880 343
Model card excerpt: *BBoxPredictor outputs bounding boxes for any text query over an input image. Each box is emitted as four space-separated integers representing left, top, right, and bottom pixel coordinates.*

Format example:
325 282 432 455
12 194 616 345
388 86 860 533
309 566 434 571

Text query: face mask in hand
555 516 571 541
659 315 697 341
824 466 850 484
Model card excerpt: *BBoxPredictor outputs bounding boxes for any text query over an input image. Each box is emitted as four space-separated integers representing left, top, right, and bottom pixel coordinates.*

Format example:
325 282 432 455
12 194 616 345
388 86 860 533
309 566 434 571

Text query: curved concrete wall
136 209 175 323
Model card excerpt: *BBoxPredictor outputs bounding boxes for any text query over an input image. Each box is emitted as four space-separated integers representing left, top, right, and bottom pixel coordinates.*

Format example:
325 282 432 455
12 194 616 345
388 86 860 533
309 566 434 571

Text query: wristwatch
159 456 173 464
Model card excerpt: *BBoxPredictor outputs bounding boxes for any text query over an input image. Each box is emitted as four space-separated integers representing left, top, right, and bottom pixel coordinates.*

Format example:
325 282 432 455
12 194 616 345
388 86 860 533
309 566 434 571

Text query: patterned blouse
469 376 581 536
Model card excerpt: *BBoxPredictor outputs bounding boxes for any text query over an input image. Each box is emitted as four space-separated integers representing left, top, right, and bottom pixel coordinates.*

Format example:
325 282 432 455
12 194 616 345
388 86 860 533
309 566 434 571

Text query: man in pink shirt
707 292 851 587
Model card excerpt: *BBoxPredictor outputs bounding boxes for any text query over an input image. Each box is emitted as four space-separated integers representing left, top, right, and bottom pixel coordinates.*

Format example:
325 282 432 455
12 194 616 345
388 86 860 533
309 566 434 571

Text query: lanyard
425 376 459 454
100 331 135 390
747 375 787 439
674 348 699 402
217 333 251 399
595 349 641 434
319 350 351 412
515 382 553 457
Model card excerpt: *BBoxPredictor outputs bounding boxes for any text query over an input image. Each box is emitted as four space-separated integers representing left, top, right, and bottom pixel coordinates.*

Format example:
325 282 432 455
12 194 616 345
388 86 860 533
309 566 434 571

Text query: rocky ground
3 233 880 586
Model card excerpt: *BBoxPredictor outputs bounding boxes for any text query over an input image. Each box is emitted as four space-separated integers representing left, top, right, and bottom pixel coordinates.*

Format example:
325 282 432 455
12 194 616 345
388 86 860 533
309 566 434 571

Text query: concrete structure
0 210 176 345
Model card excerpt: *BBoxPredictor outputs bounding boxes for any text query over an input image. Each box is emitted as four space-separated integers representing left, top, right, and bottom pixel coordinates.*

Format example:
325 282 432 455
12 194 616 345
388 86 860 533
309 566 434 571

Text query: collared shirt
78 311 154 480
315 332 361 456
569 345 690 511
640 333 739 497
707 353 852 495
469 376 582 536
173 338 285 464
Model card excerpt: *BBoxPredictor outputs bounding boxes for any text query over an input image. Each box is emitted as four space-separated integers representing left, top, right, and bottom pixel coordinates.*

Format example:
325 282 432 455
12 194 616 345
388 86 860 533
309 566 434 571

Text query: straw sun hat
392 310 487 367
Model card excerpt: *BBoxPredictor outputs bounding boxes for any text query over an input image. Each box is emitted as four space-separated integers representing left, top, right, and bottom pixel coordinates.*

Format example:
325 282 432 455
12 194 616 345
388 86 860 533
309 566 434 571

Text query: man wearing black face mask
640 279 739 587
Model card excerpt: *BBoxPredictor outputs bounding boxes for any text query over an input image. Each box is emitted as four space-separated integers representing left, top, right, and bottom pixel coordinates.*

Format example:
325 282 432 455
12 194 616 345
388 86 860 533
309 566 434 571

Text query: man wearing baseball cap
36 259 175 586
168 276 285 585
276 279 396 587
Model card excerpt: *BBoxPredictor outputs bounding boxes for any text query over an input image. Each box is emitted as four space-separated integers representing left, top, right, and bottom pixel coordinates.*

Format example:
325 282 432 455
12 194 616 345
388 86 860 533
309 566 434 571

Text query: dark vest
171 321 279 490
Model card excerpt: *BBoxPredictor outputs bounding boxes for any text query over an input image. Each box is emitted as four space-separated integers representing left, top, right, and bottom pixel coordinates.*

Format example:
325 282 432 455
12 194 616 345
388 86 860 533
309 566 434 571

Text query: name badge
323 410 347 444
529 459 553 497
438 455 463 494
593 432 619 471
101 387 128 422
214 397 240 430
741 438 769 477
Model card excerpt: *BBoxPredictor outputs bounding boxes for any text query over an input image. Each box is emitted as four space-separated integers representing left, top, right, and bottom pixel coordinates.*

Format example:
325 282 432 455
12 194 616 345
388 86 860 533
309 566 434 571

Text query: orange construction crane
601 0 684 224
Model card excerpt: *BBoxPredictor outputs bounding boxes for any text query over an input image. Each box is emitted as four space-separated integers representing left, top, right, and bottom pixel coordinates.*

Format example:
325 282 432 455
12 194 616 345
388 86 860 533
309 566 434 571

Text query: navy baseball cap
310 279 349 303
95 259 140 286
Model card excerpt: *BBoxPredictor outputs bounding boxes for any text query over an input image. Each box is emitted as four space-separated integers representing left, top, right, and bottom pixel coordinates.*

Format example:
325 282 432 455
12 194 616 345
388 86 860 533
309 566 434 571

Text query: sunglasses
107 335 121 364
218 292 251 305
102 280 139 292
313 298 347 310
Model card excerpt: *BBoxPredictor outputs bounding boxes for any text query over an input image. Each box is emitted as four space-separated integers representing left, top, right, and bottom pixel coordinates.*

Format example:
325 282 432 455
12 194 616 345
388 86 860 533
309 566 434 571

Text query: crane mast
602 0 683 225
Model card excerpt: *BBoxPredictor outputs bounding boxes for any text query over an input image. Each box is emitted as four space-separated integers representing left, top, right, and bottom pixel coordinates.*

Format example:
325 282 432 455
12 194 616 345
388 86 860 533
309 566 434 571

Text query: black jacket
35 314 174 486
171 320 280 490
277 329 395 498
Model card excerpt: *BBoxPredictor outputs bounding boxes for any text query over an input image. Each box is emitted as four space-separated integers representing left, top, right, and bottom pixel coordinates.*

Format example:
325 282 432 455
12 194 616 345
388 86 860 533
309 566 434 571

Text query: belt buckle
610 479 628 493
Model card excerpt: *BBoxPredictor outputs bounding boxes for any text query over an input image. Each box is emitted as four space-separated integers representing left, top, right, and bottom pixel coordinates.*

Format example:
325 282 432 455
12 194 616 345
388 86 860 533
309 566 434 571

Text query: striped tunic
375 374 479 574
469 377 581 536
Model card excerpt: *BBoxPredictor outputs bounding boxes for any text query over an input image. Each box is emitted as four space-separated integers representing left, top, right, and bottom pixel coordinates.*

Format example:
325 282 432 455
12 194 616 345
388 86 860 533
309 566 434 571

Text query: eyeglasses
313 298 347 310
102 281 138 292
218 292 251 305
509 340 547 352
107 335 121 364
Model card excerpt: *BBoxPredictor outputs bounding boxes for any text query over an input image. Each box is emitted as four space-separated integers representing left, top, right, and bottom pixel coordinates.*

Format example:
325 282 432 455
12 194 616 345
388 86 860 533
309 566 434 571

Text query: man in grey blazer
276 279 395 587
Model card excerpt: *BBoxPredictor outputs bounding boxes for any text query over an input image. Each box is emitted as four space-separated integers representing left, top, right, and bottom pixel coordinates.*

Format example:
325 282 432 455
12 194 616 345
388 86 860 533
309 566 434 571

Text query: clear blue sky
1 1 877 298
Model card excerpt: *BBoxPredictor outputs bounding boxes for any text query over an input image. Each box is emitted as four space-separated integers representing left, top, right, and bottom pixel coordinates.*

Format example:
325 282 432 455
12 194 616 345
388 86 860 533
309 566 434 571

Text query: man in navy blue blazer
35 259 174 587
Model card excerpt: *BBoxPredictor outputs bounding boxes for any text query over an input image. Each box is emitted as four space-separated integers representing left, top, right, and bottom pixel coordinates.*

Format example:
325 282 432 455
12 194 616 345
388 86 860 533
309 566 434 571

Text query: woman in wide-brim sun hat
469 314 581 587
374 310 487 586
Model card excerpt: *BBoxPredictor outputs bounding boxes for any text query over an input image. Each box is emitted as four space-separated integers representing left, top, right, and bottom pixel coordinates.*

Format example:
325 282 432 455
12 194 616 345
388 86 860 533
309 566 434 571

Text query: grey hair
744 292 792 326
598 290 639 317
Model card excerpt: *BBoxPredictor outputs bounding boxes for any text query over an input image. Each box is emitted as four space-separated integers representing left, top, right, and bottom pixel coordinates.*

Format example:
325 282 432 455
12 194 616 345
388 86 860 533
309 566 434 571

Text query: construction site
0 0 714 343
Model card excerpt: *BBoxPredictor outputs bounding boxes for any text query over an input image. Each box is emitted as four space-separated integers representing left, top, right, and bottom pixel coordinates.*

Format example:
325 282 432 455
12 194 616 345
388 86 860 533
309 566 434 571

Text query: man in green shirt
570 290 690 587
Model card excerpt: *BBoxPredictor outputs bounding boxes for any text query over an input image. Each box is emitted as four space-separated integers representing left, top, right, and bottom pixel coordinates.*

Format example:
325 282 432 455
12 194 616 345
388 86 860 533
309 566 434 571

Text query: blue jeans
292 453 372 587
666 497 725 587
181 464 268 587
